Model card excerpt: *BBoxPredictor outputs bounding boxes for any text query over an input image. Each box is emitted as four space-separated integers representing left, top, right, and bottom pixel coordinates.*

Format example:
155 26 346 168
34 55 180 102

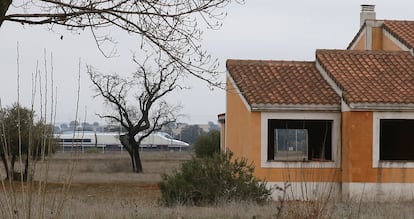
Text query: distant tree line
169 122 220 146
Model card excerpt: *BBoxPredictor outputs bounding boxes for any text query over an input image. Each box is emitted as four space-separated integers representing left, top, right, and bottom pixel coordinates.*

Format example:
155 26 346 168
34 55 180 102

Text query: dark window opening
267 119 332 161
60 139 92 143
380 119 414 161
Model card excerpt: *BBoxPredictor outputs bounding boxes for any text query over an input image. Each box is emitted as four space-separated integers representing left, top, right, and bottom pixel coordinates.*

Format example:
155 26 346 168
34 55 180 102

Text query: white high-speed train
55 131 189 150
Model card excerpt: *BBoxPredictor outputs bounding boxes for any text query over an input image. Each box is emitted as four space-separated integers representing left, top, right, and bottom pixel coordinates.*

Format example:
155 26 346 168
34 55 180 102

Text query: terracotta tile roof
383 20 414 49
316 49 414 104
226 60 340 106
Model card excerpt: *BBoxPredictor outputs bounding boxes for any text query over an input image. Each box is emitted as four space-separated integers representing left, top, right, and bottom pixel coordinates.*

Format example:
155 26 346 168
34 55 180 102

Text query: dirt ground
42 151 191 197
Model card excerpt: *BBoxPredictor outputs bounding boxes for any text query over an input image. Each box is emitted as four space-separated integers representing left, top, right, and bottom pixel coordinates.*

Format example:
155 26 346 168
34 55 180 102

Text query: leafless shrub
0 47 80 219
273 182 291 219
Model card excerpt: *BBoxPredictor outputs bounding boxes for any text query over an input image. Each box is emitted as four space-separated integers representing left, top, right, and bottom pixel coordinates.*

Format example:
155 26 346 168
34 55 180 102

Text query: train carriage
55 131 189 151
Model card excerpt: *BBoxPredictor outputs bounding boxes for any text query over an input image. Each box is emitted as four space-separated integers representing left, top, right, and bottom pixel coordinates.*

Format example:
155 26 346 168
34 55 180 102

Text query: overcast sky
1 1 414 125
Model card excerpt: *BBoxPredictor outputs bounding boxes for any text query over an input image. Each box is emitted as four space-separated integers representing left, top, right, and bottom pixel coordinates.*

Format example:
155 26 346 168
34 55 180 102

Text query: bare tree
2 0 242 86
88 57 179 173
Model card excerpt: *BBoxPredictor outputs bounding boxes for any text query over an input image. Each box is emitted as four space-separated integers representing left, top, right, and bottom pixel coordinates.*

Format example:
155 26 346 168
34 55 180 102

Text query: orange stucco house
221 5 414 200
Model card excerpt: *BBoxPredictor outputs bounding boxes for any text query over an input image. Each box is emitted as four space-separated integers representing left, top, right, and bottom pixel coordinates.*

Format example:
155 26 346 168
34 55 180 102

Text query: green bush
84 147 100 153
194 130 220 158
158 152 271 206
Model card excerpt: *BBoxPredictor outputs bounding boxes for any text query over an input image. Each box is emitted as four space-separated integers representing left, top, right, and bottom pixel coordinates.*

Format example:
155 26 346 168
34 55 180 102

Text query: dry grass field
33 151 196 218
0 151 278 218
1 151 414 218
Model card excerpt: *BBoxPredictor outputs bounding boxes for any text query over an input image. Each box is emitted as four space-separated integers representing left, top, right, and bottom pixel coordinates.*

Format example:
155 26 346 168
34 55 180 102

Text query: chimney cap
360 4 376 26
361 4 375 12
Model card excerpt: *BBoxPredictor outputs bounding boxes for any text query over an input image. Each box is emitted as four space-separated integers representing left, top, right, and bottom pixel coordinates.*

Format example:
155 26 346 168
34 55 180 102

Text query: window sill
374 160 414 168
267 159 334 163
262 160 338 168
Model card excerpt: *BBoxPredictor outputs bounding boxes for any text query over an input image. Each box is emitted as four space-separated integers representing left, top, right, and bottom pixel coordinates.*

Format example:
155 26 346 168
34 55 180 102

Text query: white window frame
261 112 341 168
373 112 414 168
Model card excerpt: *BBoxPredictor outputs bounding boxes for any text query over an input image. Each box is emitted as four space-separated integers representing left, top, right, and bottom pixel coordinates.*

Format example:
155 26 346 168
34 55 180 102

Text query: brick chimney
360 4 376 26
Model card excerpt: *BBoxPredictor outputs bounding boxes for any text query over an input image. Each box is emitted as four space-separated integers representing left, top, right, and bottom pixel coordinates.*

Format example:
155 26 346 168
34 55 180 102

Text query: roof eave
347 23 366 50
250 104 341 112
226 69 252 112
382 26 412 51
349 103 414 111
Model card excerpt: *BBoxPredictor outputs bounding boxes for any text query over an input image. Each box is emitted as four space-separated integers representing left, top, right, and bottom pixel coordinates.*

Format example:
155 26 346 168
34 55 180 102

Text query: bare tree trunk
24 153 29 180
0 0 12 27
0 153 9 180
10 154 16 180
131 144 142 173
120 134 143 173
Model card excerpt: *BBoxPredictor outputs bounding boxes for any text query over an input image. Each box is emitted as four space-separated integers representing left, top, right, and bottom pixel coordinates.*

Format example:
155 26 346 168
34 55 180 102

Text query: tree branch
3 0 243 86
0 0 12 27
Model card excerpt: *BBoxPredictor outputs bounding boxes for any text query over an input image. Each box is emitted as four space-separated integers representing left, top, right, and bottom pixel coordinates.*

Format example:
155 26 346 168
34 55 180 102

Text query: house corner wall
341 111 374 184
225 76 261 164
342 111 414 200
219 119 225 151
